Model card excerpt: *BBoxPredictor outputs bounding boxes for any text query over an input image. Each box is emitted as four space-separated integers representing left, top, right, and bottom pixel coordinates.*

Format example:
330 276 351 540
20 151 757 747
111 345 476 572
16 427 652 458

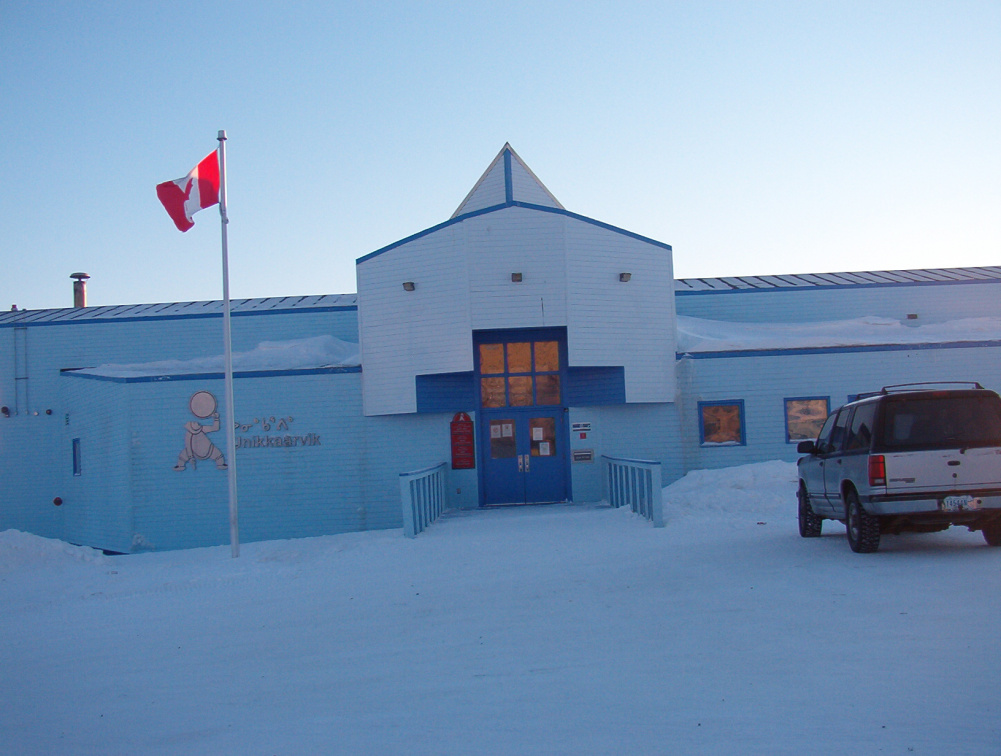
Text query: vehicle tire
845 490 880 553
983 523 1001 547
798 484 823 538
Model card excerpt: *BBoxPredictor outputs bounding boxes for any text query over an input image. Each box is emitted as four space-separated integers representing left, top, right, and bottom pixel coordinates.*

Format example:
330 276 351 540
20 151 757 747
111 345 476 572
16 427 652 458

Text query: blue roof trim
504 149 513 204
356 204 508 263
675 277 1001 296
1 305 358 328
357 200 673 264
60 365 362 383
677 340 1001 360
515 202 672 251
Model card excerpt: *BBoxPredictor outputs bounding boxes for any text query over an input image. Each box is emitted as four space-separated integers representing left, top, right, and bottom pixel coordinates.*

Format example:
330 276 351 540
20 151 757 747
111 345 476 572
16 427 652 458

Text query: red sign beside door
450 412 475 469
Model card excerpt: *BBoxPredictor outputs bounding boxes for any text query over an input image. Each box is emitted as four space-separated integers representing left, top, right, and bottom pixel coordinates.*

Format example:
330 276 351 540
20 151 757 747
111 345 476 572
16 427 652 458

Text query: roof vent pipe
70 272 90 308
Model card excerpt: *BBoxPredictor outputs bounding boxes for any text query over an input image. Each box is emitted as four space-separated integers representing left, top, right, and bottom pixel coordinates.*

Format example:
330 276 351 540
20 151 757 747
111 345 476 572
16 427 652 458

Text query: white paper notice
502 423 514 437
539 442 551 456
491 425 501 439
532 427 544 441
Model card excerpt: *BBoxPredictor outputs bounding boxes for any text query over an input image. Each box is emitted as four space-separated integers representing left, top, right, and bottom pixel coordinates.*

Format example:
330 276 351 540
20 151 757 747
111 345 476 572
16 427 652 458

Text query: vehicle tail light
869 455 886 487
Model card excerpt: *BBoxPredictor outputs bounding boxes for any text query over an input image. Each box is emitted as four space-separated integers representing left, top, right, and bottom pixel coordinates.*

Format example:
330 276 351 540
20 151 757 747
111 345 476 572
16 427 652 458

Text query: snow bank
0 529 107 571
676 314 1001 353
76 334 361 378
662 459 798 519
2 462 998 755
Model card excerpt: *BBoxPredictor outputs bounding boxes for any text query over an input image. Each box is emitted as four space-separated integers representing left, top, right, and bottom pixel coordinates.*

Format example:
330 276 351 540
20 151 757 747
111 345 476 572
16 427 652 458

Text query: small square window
536 374 561 405
784 397 830 443
506 342 532 373
478 343 505 375
699 401 745 446
508 376 534 406
480 377 506 408
534 340 560 372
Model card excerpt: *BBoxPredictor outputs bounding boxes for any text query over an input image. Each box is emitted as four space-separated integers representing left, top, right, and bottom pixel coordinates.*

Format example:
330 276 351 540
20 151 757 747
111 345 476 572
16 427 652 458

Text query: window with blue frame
72 438 82 476
784 397 830 443
699 400 746 446
478 338 561 408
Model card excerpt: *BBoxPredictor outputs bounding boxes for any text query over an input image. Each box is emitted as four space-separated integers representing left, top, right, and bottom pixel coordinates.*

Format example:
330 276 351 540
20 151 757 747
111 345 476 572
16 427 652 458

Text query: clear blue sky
2 1 998 311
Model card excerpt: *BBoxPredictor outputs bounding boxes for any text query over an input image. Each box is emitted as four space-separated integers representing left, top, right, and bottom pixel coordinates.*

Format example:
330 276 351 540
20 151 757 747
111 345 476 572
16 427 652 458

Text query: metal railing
602 455 665 527
400 462 449 538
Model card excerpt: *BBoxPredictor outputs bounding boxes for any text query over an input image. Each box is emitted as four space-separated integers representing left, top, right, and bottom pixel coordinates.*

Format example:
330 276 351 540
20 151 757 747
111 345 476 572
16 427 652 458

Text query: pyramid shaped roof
451 143 564 218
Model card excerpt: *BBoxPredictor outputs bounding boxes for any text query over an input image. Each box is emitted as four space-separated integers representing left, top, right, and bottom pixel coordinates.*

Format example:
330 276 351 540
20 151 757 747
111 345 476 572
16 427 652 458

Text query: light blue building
2 145 999 551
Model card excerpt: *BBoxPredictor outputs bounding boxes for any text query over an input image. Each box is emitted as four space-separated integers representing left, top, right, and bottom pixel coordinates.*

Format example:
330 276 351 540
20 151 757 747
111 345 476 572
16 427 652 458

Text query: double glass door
476 330 569 506
482 409 566 505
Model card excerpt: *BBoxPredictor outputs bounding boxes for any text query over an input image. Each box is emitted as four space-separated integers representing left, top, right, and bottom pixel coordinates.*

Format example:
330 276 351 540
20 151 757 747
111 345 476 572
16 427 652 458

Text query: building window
699 401 745 446
477 339 562 408
784 397 830 443
72 438 82 476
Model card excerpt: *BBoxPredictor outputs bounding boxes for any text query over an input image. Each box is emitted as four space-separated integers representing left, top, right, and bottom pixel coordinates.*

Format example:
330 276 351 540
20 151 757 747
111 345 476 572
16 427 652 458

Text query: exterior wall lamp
402 281 416 291
619 272 632 282
511 273 523 282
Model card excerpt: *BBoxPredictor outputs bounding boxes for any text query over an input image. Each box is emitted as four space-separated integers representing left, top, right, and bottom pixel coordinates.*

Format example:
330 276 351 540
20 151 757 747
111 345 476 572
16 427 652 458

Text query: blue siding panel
566 366 626 406
415 372 476 414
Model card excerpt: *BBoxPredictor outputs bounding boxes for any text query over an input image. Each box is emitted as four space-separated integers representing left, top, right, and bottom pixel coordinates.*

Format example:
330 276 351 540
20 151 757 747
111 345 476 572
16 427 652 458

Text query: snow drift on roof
676 315 1001 353
75 335 360 378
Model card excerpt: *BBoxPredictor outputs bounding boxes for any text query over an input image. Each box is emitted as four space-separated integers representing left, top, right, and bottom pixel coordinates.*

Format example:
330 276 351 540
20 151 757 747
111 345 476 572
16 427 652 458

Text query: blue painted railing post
601 455 664 527
400 462 449 538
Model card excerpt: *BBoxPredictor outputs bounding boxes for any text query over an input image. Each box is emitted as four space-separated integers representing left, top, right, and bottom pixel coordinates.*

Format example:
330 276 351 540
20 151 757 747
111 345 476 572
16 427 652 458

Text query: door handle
524 454 530 472
518 454 524 472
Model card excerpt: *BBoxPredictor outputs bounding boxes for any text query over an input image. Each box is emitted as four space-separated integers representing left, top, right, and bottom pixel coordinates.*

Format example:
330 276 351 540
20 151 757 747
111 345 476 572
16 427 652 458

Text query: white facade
357 144 676 416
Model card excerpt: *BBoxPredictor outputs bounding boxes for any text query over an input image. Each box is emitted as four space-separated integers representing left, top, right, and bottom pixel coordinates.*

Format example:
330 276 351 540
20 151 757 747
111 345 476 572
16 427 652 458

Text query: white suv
796 383 1001 552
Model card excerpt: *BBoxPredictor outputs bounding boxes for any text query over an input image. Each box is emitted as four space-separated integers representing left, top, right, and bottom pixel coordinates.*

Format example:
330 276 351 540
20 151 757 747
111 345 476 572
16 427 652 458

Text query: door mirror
797 440 818 455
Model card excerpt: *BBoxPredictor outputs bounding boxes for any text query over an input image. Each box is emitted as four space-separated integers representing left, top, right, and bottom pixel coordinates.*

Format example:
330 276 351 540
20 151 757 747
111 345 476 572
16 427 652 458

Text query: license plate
941 495 982 512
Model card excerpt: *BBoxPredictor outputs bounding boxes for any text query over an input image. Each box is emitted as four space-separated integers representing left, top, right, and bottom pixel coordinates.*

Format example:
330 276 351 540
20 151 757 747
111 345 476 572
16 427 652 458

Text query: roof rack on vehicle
849 391 882 401
880 381 984 394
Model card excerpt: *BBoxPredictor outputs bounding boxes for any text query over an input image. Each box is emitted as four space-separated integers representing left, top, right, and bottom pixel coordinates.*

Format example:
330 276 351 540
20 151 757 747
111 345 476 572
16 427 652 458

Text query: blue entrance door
476 329 570 506
481 409 568 505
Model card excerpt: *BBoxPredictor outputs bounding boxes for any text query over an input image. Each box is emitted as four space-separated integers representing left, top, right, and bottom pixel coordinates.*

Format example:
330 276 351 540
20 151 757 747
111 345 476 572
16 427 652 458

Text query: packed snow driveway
2 461 998 755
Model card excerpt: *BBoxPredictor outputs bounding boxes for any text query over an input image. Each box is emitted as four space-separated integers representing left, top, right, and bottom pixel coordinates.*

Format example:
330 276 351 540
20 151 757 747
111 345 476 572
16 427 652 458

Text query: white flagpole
217 129 240 558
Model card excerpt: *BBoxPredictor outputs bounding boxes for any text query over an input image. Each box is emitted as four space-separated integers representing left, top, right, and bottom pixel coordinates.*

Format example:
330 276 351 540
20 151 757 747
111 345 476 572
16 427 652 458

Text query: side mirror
797 440 817 454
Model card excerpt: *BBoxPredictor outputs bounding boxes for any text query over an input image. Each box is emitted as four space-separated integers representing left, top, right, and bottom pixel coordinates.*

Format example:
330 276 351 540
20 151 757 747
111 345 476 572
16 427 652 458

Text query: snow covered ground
2 461 998 755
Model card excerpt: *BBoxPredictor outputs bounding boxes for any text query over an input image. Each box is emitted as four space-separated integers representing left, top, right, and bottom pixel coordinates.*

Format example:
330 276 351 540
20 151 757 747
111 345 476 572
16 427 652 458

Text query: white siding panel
357 227 472 416
466 208 568 331
453 159 507 217
358 206 678 414
510 158 561 209
565 222 677 403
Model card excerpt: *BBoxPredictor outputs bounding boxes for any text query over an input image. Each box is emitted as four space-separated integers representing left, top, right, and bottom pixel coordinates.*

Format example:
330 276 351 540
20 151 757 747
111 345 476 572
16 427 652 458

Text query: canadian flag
156 151 220 232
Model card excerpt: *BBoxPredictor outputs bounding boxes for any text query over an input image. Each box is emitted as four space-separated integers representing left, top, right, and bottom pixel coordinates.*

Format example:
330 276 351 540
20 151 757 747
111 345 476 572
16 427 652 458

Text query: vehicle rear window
845 403 876 451
878 394 1001 451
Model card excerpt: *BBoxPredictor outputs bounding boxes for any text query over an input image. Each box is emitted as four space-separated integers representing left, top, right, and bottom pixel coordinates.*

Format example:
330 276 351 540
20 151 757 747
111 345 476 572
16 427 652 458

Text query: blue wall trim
503 149 513 203
414 366 625 414
60 365 362 384
675 278 1000 296
566 366 626 406
356 201 673 264
678 340 1001 360
1 305 358 329
415 371 476 413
